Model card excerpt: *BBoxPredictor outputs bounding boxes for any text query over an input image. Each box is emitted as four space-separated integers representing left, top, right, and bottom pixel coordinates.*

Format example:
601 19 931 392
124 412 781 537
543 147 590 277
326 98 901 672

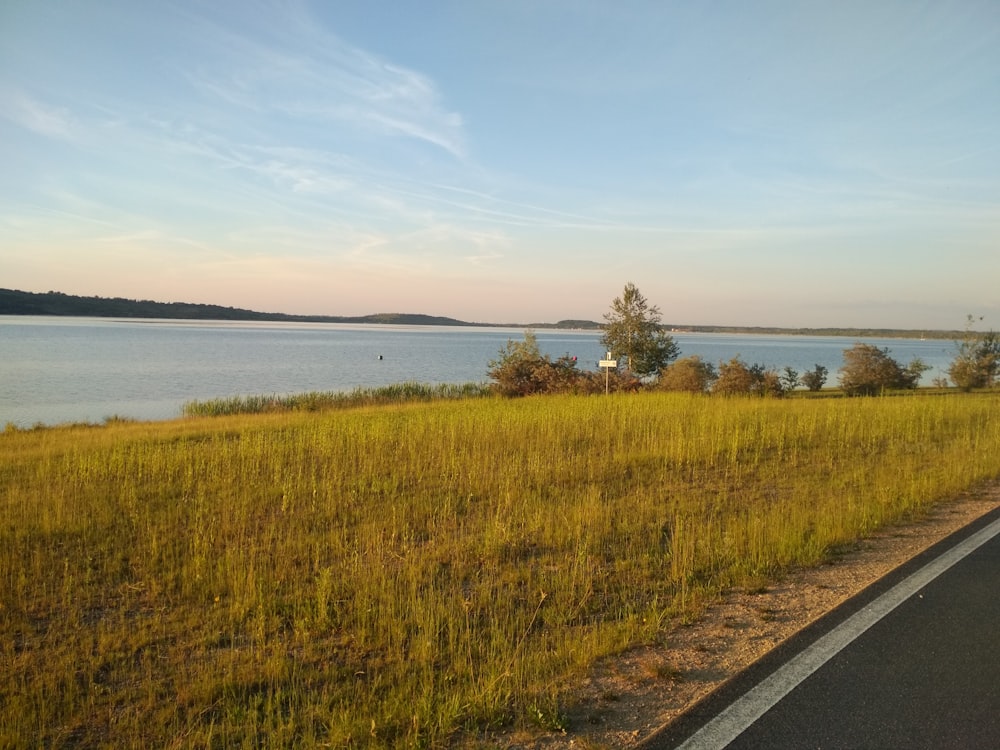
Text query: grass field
3 390 1000 747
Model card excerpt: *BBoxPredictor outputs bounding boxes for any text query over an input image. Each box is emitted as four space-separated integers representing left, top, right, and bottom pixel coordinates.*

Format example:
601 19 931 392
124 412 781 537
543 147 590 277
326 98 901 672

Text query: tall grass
182 381 491 417
2 392 1000 747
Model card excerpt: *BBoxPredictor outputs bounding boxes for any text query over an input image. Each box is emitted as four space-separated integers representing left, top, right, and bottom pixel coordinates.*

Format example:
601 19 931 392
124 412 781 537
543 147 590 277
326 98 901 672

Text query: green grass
3 391 1000 747
181 381 491 417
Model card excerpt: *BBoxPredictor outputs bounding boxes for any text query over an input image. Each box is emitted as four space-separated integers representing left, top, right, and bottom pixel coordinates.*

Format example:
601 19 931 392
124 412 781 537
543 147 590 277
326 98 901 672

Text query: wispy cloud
3 1 995 327
175 1 466 158
0 89 75 140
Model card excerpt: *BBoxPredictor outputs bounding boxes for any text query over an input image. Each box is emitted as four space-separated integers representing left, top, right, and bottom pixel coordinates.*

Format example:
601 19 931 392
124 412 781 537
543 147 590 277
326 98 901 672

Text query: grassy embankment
3 390 1000 747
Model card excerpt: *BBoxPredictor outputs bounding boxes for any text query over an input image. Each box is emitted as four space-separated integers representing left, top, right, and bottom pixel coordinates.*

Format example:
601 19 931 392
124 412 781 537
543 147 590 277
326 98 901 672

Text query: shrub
799 364 829 392
712 357 755 396
711 357 784 397
780 367 800 392
658 356 716 393
579 369 643 394
838 343 927 396
487 331 584 397
757 369 786 397
948 318 999 391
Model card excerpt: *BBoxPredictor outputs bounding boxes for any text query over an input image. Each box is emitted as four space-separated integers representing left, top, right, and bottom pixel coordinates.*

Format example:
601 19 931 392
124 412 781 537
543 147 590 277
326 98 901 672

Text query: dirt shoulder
502 482 1000 749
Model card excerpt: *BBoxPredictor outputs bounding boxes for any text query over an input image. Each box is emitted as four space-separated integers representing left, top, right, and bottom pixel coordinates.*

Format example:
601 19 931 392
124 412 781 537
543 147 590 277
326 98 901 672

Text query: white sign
599 353 617 394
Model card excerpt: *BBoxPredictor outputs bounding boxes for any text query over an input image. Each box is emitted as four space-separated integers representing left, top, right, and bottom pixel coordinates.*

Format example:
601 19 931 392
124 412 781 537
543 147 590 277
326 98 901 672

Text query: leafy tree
799 364 828 392
659 355 717 393
948 316 1000 391
601 282 679 378
487 331 582 397
838 343 925 396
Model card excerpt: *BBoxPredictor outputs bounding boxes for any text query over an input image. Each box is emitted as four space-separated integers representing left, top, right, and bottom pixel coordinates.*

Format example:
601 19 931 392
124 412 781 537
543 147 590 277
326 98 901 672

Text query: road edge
639 502 1000 749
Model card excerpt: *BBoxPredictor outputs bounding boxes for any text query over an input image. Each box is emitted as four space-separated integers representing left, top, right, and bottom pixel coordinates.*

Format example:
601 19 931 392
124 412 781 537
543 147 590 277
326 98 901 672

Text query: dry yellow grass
3 391 1000 747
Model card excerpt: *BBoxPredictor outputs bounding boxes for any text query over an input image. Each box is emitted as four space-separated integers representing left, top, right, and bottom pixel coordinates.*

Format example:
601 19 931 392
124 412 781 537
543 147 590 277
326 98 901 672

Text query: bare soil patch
496 483 1000 749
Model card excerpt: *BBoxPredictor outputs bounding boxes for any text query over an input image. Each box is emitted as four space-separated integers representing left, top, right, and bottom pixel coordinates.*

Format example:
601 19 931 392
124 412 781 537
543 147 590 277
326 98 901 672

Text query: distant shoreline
0 287 960 339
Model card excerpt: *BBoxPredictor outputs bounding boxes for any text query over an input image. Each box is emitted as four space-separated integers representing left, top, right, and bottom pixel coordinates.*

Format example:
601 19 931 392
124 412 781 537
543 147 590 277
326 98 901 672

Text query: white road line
676 514 1000 750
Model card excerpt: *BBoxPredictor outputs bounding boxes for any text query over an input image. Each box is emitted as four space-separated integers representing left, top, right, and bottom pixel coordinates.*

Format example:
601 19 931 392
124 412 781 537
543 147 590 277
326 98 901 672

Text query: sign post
598 352 617 395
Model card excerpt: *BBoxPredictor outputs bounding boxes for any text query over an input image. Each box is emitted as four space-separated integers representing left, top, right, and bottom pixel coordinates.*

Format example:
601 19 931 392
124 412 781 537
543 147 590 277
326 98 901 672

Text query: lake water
0 316 957 427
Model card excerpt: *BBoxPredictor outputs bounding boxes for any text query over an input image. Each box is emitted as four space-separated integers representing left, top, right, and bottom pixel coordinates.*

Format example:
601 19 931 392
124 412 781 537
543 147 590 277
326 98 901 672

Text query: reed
181 381 491 417
2 391 999 747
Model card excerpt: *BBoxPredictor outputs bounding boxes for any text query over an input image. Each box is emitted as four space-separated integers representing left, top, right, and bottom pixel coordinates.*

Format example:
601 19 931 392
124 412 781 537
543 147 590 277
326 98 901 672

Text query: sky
1 1 998 329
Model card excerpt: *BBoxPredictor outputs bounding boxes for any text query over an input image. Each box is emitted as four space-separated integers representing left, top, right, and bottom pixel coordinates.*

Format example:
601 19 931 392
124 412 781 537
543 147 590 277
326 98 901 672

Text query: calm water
0 316 957 427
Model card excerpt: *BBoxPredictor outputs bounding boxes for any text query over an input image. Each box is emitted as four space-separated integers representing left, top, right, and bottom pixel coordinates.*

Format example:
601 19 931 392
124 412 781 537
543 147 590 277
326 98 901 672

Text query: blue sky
1 1 998 328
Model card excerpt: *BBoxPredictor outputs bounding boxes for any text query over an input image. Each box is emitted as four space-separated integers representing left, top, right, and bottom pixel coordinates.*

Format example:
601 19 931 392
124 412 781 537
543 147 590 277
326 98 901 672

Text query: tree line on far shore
488 284 1000 398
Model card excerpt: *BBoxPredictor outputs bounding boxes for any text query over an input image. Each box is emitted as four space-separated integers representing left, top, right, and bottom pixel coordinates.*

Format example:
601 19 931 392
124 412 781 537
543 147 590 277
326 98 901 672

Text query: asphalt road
643 506 1000 750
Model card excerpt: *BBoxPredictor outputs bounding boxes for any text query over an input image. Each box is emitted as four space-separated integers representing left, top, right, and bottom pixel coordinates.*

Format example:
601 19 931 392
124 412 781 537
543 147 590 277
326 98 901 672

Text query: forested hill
0 288 957 338
0 288 487 326
0 288 606 329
